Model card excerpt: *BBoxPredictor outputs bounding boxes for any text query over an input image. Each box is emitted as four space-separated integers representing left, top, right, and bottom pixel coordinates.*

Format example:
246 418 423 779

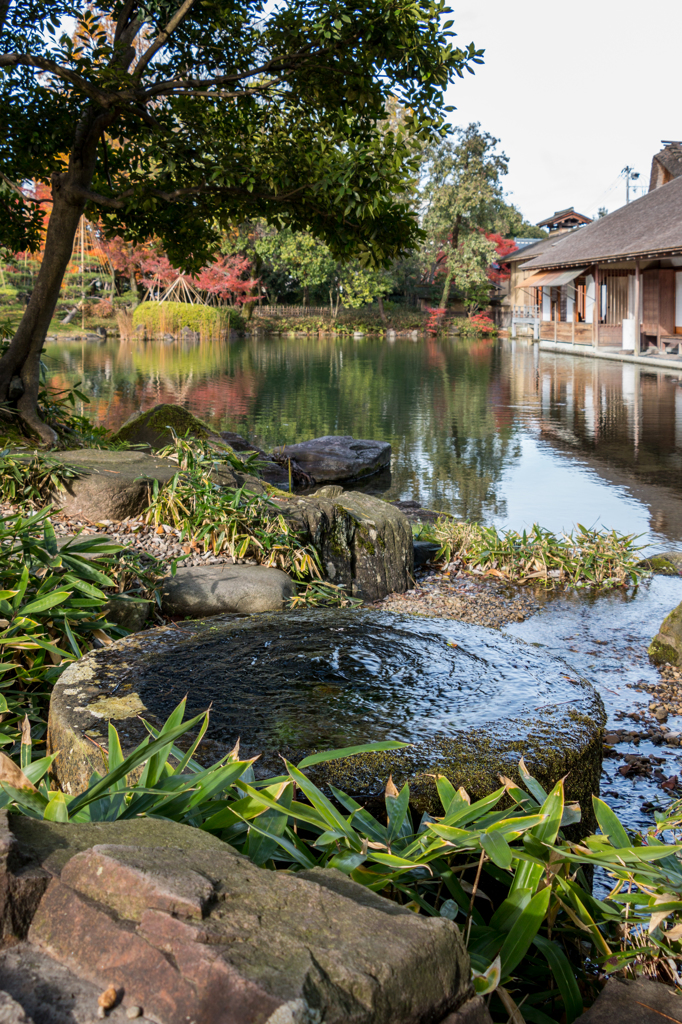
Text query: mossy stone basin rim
49 610 605 818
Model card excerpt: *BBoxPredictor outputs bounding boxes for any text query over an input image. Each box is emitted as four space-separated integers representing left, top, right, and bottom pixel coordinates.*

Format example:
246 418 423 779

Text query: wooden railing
512 304 540 320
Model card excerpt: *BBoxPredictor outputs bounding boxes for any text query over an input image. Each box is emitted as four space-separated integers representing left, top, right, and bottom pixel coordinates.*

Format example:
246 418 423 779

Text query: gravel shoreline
1 503 257 569
377 561 541 628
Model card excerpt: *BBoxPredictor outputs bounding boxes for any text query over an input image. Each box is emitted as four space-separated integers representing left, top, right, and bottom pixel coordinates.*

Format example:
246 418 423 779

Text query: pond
45 332 682 547
45 332 682 834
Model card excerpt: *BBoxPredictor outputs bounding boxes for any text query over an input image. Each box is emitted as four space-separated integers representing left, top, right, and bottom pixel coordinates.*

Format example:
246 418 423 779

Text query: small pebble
126 1007 142 1019
97 1008 106 1020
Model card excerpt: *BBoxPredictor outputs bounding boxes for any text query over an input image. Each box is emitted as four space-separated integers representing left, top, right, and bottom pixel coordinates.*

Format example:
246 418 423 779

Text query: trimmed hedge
132 301 244 336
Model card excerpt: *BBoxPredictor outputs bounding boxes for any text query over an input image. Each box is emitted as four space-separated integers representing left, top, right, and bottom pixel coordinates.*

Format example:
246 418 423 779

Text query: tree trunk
303 284 309 307
439 267 454 309
0 177 87 442
377 295 387 324
129 269 139 307
439 214 462 310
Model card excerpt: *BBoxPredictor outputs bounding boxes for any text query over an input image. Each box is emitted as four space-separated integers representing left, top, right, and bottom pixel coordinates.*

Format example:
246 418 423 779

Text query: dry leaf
665 922 682 942
497 986 526 1024
385 775 399 799
20 715 30 747
91 629 113 645
227 737 240 761
0 752 38 793
0 619 8 629
98 985 117 1010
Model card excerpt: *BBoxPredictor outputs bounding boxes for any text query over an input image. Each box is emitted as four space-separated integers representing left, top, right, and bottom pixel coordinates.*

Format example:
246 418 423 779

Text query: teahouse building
507 174 682 355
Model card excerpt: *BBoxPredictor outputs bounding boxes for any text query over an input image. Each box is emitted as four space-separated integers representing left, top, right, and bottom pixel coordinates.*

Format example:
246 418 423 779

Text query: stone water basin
50 610 605 818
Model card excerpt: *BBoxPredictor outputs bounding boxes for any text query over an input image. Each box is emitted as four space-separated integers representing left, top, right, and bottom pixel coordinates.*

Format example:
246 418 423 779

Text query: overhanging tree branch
133 0 198 78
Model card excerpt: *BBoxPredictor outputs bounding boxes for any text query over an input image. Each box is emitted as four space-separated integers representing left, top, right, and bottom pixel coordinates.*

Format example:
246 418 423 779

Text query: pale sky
444 0 681 226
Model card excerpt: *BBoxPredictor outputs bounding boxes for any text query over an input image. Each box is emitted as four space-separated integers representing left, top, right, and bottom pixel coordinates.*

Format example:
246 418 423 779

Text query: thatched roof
520 176 682 271
649 143 682 191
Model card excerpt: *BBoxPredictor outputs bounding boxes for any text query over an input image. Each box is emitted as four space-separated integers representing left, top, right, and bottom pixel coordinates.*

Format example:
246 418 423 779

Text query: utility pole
622 166 640 204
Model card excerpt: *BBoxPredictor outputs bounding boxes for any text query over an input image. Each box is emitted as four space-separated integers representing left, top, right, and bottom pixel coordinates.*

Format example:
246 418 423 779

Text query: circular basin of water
50 610 605 814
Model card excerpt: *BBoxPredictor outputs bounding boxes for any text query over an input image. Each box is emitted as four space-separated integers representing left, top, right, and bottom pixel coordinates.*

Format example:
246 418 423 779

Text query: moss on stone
648 638 679 665
114 403 214 448
639 556 679 575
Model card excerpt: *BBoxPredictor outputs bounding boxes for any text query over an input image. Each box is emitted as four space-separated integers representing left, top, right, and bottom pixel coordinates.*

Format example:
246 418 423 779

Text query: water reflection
45 334 682 546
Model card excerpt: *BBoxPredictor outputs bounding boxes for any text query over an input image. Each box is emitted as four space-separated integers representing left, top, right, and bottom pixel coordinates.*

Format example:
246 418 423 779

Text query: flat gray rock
161 564 295 617
574 976 682 1022
275 435 390 483
48 450 180 522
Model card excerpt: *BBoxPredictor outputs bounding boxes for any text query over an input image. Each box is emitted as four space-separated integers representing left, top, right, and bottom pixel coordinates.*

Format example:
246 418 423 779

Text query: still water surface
46 333 682 547
46 333 682 832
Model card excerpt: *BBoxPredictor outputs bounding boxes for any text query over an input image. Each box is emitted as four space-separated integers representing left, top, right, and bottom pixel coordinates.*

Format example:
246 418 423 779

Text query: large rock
43 446 272 522
278 489 413 601
48 611 605 828
0 813 473 1024
48 450 179 521
275 435 391 483
161 564 295 617
113 404 289 487
649 600 682 665
574 976 682 1022
113 403 216 450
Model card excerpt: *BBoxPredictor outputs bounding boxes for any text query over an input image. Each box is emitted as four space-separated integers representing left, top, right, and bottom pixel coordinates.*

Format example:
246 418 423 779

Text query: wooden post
593 266 600 348
554 314 557 342
572 318 575 344
634 261 641 355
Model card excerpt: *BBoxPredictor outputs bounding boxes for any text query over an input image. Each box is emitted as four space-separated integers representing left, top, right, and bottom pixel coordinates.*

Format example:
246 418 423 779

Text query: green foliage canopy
0 0 483 268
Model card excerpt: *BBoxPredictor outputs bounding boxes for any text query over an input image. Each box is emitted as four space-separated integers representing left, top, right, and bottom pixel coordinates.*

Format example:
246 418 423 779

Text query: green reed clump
432 519 648 589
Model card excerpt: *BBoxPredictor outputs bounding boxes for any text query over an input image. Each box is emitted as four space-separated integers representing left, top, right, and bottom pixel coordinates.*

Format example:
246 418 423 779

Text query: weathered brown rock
278 489 413 601
0 814 473 1024
0 943 146 1023
574 976 682 1022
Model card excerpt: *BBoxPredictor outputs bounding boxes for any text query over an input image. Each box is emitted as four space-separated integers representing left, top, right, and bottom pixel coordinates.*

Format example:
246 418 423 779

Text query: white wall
542 287 551 321
565 288 574 322
585 275 595 324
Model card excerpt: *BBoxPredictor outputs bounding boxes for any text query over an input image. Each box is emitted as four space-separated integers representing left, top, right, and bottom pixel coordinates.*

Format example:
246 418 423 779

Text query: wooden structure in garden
536 208 592 235
505 173 682 355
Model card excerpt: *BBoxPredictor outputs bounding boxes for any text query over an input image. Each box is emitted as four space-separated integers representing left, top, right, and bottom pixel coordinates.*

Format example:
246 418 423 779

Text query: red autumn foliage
487 233 517 284
195 255 259 306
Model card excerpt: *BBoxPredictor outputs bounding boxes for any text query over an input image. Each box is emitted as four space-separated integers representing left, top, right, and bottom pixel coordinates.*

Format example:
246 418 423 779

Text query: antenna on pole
622 166 640 204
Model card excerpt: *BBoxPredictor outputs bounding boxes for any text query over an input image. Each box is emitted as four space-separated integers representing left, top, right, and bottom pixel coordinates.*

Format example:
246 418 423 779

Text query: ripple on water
131 609 603 752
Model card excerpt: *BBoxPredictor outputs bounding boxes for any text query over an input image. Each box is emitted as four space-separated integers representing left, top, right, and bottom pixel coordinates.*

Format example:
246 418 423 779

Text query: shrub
132 301 244 336
457 313 497 338
0 507 168 745
147 432 358 606
94 297 114 318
